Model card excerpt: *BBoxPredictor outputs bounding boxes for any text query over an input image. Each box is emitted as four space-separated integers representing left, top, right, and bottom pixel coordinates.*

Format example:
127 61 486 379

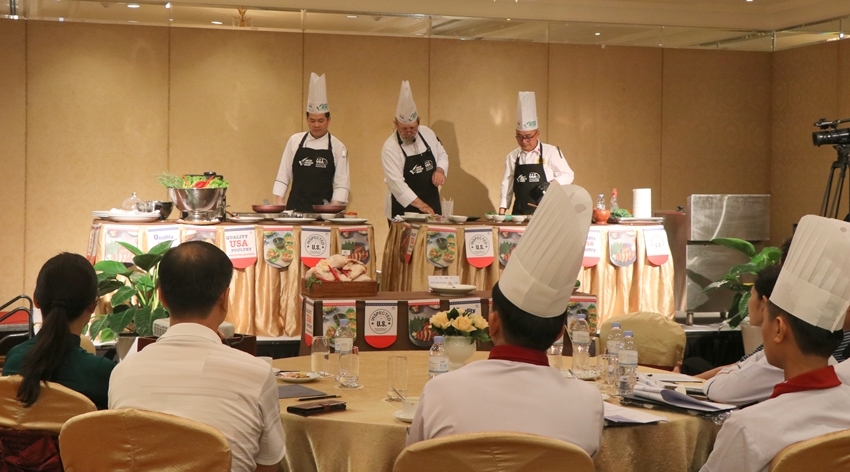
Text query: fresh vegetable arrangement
610 208 632 218
157 172 229 189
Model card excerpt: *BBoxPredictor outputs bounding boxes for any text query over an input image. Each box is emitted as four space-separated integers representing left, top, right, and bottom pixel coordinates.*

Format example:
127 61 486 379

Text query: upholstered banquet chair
598 311 686 370
769 429 850 472
59 408 231 472
392 431 595 472
0 375 96 471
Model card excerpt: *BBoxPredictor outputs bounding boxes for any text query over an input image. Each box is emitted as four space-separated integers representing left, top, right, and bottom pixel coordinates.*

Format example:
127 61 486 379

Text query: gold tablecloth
91 220 375 337
381 222 675 327
274 351 719 472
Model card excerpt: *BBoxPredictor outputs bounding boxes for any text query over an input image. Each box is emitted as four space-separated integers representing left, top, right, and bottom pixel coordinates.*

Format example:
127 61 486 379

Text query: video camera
812 118 850 146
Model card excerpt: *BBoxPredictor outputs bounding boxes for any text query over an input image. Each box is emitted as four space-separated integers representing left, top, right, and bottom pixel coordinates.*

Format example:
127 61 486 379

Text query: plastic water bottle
547 337 564 371
617 331 638 395
428 336 449 379
570 314 591 377
605 322 624 385
334 319 354 380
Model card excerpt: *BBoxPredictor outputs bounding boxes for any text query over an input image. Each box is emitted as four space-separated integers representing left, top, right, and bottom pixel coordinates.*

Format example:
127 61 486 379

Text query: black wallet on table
286 400 347 417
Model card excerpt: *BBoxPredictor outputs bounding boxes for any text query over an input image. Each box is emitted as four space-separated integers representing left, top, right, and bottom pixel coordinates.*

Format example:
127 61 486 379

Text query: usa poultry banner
223 226 258 270
364 301 398 349
608 229 637 267
643 226 671 266
301 227 331 268
304 299 314 347
464 227 494 268
582 227 601 268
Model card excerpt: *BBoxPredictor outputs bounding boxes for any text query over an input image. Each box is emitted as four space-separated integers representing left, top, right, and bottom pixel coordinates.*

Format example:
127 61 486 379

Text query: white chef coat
836 357 850 384
704 351 838 406
499 143 575 210
272 131 350 203
406 356 604 456
109 323 286 472
381 125 449 219
700 369 850 472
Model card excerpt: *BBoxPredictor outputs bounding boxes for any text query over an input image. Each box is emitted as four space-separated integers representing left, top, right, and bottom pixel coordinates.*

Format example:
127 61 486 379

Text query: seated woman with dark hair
2 253 115 409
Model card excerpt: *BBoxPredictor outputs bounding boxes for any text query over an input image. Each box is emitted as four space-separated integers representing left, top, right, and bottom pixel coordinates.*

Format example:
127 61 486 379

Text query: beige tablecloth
91 220 375 337
381 222 675 327
274 351 719 472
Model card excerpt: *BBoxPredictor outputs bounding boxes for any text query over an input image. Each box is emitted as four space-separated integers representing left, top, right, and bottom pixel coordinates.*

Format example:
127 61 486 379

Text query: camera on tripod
813 118 850 146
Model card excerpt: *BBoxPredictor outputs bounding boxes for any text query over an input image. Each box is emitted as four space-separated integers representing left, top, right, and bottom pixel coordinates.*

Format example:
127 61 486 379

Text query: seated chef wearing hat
498 91 574 216
700 215 850 472
406 184 604 456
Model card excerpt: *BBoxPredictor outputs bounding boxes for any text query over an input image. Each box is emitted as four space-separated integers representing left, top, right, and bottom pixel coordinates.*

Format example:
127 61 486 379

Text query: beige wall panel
169 28 303 213
771 42 839 245
840 41 850 130
661 49 772 212
303 34 430 262
26 21 169 293
0 20 27 303
430 39 547 217
549 44 663 212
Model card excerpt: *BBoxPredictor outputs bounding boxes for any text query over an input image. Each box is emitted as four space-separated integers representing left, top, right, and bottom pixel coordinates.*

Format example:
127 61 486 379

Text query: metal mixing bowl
153 201 174 220
168 188 226 212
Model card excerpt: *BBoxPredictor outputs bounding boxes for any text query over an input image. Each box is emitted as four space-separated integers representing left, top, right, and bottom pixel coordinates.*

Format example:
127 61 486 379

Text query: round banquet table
274 351 720 472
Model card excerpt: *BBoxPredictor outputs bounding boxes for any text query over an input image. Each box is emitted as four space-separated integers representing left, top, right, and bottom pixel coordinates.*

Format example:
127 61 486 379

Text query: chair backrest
59 408 232 472
0 376 96 434
598 311 686 369
769 429 850 472
393 431 595 472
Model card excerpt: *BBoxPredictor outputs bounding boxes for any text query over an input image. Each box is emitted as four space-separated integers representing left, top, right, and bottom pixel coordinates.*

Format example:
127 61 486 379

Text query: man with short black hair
406 184 603 456
700 215 850 472
109 241 285 472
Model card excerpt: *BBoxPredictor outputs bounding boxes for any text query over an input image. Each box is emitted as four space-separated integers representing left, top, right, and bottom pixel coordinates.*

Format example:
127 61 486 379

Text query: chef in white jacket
407 184 603 456
499 92 574 215
700 215 850 472
273 73 350 212
381 81 448 220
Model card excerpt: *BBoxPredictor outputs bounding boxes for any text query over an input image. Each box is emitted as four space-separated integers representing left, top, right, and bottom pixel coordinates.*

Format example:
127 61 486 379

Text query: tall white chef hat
516 91 538 132
306 73 329 114
499 184 592 318
770 215 850 331
395 80 419 124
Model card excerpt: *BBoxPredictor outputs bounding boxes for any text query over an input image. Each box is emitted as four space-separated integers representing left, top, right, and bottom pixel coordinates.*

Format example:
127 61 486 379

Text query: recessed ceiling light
165 2 171 8
58 17 64 21
595 32 601 36
211 21 223 25
128 20 138 23
127 3 140 8
841 32 846 39
746 0 753 2
506 18 511 21
346 15 357 19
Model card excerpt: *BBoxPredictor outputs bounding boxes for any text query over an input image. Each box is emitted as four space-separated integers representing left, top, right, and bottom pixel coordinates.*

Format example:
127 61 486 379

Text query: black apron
511 142 546 215
390 131 442 217
287 132 336 213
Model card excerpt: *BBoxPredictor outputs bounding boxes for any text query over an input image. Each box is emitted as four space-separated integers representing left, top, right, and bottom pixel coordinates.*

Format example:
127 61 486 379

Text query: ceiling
3 0 850 51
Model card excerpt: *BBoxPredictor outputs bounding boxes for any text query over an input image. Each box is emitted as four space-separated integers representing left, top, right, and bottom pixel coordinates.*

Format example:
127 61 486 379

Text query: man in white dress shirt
273 73 349 212
700 215 850 472
407 184 604 456
381 80 448 220
499 91 574 215
109 241 286 472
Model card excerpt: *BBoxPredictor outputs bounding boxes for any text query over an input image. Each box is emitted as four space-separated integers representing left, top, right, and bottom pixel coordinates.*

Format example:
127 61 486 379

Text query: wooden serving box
300 279 378 298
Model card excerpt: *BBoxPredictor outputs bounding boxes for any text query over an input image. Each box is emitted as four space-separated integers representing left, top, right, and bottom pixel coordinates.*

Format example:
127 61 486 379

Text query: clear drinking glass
387 356 408 401
338 348 360 388
310 336 332 377
600 354 618 386
546 342 563 371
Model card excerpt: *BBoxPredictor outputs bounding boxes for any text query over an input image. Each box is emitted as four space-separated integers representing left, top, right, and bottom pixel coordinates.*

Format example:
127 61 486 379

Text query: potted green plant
703 238 781 328
89 240 173 345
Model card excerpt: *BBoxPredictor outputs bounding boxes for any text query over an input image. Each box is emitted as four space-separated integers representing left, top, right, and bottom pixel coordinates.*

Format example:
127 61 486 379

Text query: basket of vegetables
157 172 229 213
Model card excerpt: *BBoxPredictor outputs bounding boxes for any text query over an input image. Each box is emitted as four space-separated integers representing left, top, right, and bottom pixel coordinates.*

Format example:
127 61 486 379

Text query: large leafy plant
89 240 173 341
703 238 781 328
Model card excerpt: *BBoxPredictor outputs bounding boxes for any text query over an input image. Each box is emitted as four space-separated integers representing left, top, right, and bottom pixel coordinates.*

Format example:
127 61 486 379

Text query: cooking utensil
392 387 406 401
253 204 287 213
313 204 346 213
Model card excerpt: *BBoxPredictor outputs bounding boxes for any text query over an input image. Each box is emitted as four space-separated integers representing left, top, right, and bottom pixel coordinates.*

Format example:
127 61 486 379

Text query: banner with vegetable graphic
87 223 102 264
498 227 525 266
103 225 139 263
304 298 314 347
425 226 457 269
339 226 370 264
262 226 295 269
568 294 599 333
408 299 441 347
608 229 637 267
321 301 357 349
403 224 419 264
643 226 671 266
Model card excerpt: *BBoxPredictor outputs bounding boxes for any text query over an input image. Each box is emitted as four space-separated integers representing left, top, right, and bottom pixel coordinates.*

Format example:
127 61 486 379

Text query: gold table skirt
381 222 675 327
91 220 375 337
274 351 719 472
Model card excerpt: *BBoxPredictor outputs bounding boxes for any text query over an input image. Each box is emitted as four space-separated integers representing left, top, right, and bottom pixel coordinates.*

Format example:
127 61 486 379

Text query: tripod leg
822 163 839 217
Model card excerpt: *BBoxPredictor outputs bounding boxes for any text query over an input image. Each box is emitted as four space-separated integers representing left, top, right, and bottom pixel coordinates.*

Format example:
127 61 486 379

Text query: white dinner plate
229 216 263 223
92 210 110 218
429 284 477 296
275 371 320 383
402 215 428 222
393 410 414 423
273 217 317 223
329 218 368 224
108 214 161 223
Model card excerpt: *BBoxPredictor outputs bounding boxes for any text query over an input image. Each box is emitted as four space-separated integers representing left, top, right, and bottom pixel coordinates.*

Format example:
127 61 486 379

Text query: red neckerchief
770 365 841 399
488 345 549 367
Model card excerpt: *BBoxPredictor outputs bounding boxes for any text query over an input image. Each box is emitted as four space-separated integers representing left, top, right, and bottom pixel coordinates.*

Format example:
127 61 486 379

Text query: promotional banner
304 298 314 347
262 226 295 269
449 298 482 316
425 226 457 268
583 227 601 268
182 226 217 245
301 227 331 268
321 300 357 349
404 225 419 264
643 226 671 266
223 226 258 269
103 225 139 263
498 227 525 266
339 226 370 264
364 301 398 349
407 299 442 348
144 225 180 252
464 226 495 268
608 229 637 267
86 223 102 264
